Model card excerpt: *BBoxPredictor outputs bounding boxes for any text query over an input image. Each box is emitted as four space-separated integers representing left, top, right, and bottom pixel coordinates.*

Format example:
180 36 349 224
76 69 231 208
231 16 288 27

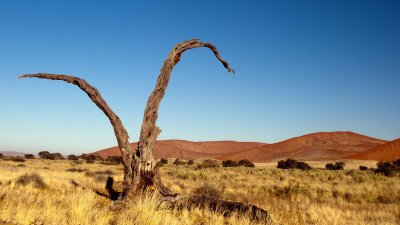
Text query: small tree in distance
24 154 35 159
38 151 50 159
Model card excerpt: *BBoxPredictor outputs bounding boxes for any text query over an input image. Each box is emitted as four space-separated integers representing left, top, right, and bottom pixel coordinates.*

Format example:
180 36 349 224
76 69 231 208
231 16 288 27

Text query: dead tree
20 39 269 221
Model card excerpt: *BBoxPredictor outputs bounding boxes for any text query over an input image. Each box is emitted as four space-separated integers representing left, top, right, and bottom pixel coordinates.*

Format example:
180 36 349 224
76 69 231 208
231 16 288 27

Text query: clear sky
0 0 399 155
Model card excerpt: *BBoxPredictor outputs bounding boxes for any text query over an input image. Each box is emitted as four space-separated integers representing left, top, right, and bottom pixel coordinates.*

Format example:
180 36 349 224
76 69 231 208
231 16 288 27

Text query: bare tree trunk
123 39 234 197
19 39 269 221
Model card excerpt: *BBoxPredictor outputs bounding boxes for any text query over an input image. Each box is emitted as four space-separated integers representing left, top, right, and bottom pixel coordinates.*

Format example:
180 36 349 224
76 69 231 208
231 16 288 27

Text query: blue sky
0 0 399 154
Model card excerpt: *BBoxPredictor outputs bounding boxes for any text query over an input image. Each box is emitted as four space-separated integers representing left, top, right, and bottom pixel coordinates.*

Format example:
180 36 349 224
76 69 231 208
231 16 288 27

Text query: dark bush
359 165 368 171
375 161 398 177
222 160 238 167
325 163 336 170
11 156 26 162
37 151 64 160
277 158 297 169
0 153 3 158
393 159 400 167
38 151 50 159
16 173 46 189
173 158 186 166
86 159 94 164
17 164 26 167
67 155 79 160
325 162 345 170
296 161 312 170
24 154 35 159
160 158 168 165
188 160 194 165
238 159 255 167
277 158 312 170
335 161 345 170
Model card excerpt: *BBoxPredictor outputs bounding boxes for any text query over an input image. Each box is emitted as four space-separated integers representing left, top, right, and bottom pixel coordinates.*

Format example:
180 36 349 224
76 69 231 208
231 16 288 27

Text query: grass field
0 158 399 225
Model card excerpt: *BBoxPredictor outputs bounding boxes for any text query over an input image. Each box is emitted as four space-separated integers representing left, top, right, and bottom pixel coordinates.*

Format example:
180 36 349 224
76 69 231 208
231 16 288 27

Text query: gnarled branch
138 39 234 161
18 74 134 174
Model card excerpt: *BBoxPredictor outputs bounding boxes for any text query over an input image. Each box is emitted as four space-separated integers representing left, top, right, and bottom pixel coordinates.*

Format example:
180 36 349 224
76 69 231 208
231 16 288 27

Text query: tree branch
138 39 234 160
18 73 134 174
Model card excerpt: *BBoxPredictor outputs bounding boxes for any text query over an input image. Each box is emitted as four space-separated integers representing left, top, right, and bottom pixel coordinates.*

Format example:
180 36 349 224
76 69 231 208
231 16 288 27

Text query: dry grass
0 158 399 225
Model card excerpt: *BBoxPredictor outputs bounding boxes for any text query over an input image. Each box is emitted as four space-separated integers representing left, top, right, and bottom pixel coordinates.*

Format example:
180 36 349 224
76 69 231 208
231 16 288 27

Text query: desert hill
219 131 386 161
92 131 388 162
93 140 266 160
346 138 400 161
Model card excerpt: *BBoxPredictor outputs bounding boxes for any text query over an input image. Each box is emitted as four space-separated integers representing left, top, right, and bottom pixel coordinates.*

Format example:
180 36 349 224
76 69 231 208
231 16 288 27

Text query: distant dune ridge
92 131 399 162
346 138 400 161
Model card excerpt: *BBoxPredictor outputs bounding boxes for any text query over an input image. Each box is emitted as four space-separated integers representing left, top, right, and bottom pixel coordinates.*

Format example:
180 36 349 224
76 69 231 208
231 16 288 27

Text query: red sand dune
93 140 265 160
92 131 389 162
218 132 386 161
346 138 400 161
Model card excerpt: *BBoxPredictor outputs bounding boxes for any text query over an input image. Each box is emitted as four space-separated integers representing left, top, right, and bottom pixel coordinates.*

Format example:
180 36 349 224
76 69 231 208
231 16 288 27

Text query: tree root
163 194 271 223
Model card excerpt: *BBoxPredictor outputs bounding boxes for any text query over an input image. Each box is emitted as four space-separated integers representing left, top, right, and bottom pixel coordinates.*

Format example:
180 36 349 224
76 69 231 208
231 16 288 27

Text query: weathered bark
122 39 234 197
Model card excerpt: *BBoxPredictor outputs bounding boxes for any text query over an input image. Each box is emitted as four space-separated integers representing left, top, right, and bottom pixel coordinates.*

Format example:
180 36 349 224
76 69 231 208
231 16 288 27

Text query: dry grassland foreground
0 158 399 225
